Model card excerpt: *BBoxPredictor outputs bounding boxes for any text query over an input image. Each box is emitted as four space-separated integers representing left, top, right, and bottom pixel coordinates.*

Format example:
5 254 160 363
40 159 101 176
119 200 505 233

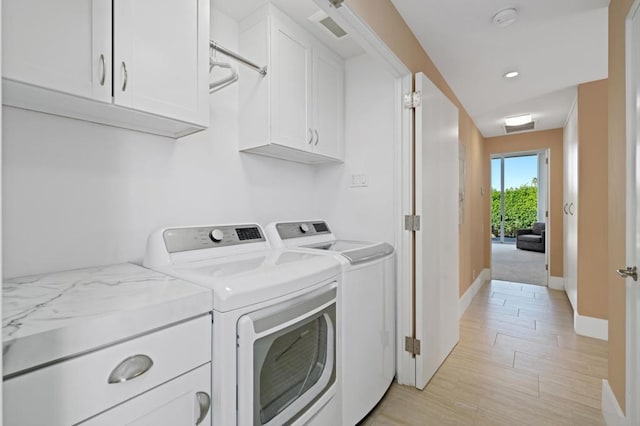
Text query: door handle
121 61 128 92
616 266 638 281
99 54 106 86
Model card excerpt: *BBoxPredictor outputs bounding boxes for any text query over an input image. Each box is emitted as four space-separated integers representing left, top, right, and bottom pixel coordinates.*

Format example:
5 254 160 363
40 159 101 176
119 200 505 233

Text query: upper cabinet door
2 0 112 103
113 0 208 126
312 45 344 160
269 15 312 151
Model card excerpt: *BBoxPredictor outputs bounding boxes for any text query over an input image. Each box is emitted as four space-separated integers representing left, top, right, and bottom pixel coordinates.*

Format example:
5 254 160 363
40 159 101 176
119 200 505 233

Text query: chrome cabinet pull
616 266 638 281
195 391 211 425
107 354 153 384
314 129 319 146
121 61 128 92
99 54 106 86
308 128 313 144
568 202 575 216
563 203 568 215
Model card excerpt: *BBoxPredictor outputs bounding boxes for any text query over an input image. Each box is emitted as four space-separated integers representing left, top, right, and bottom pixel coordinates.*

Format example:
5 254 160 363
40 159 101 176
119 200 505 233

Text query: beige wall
577 80 609 319
346 0 487 296
608 0 633 413
484 130 564 278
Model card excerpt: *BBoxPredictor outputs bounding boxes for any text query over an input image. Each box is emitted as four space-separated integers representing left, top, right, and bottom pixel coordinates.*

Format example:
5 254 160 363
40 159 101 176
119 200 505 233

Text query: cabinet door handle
195 391 211 425
569 202 575 216
314 129 319 146
121 61 128 92
563 203 568 215
308 128 313 144
99 54 106 86
107 354 153 384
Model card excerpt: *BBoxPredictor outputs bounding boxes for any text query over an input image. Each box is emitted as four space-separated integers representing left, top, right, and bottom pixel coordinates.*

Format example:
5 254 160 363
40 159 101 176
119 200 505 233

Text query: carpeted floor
491 243 547 286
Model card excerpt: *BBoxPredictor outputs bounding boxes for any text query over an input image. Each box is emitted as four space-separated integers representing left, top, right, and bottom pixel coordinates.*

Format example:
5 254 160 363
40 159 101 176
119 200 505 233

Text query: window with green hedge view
491 179 538 238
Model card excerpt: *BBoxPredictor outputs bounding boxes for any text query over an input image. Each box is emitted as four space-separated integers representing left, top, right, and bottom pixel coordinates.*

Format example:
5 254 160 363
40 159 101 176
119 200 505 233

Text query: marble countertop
3 263 213 378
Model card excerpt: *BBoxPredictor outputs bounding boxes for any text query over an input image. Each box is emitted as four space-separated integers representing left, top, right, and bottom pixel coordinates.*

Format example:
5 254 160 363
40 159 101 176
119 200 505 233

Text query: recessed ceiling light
505 114 532 127
493 8 518 28
504 71 519 79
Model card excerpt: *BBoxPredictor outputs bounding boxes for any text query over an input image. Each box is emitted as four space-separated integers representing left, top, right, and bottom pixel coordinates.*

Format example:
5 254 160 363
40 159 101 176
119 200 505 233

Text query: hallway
363 280 608 425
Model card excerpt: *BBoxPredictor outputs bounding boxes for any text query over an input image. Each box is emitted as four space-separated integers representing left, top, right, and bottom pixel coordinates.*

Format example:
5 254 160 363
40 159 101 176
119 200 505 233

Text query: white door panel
414 72 460 389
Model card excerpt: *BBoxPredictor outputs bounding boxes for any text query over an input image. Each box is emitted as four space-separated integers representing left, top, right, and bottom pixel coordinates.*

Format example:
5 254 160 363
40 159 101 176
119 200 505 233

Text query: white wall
314 54 396 245
2 9 318 278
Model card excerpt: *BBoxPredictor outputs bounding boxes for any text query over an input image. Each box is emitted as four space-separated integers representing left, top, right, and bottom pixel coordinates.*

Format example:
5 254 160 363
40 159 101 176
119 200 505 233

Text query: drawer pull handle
107 354 153 384
195 391 211 425
314 129 319 146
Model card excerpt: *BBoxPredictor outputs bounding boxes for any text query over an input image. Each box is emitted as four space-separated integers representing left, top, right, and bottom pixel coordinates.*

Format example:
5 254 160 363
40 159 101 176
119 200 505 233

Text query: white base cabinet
80 364 211 426
3 315 212 426
2 0 209 138
239 4 344 164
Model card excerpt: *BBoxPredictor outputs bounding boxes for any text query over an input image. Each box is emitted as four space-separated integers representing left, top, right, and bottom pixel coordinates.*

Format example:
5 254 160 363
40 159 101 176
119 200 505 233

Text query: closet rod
209 41 267 76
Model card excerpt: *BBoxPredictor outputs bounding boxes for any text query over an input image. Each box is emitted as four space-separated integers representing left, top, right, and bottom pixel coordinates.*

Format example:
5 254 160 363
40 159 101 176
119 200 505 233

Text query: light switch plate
350 174 368 187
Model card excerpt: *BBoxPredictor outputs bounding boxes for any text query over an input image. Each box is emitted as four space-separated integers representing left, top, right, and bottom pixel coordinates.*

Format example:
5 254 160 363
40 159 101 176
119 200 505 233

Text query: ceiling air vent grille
319 16 347 39
505 121 535 134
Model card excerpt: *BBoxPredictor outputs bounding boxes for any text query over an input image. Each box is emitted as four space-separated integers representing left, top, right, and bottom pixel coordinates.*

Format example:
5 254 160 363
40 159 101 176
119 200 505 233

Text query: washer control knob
210 229 224 243
299 224 310 233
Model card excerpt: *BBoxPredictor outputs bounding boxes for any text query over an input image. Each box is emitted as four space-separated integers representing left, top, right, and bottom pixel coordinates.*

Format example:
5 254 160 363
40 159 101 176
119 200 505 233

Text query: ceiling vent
309 11 347 40
505 121 535 134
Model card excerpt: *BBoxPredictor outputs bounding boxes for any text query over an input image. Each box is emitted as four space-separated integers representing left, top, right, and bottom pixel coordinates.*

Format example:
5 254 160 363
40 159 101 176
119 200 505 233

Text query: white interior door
625 1 640 423
414 72 460 389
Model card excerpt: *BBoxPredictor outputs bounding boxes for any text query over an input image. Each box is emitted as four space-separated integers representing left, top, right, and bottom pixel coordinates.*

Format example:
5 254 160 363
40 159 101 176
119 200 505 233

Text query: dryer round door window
236 286 337 426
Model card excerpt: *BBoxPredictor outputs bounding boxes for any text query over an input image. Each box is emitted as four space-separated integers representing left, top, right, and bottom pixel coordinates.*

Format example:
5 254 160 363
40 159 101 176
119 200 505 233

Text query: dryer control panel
275 221 332 240
163 224 265 253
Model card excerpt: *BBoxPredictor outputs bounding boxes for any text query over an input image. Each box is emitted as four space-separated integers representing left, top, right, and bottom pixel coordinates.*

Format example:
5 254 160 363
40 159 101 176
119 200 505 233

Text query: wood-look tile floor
361 280 608 426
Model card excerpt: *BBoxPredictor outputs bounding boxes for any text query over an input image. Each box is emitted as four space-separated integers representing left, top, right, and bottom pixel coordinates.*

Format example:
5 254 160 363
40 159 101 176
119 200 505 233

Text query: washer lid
165 250 341 312
304 240 395 265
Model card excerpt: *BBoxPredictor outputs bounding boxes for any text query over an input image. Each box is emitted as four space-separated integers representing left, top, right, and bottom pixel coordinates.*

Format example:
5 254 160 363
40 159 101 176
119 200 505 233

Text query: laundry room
2 0 404 424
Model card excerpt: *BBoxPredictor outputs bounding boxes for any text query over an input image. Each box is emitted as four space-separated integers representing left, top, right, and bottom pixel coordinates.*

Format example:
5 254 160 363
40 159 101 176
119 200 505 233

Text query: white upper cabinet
269 15 313 152
113 0 208 125
239 4 344 164
2 0 209 138
3 0 112 103
312 44 344 160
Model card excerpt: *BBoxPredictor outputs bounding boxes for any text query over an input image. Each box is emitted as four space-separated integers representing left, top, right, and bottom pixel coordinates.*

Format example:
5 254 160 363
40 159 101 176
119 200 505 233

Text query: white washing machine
265 220 395 425
144 223 342 426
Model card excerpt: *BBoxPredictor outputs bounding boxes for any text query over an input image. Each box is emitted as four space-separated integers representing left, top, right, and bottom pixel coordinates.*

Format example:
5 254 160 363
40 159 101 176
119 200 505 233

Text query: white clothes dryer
265 220 395 425
144 224 342 426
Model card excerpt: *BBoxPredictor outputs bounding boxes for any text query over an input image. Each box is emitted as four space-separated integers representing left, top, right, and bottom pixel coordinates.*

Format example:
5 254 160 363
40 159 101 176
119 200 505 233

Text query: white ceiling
212 0 364 59
389 0 609 137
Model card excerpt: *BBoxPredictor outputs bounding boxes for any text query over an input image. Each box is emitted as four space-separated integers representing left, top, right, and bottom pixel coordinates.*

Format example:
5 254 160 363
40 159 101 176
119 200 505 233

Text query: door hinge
545 210 549 218
545 157 549 165
545 264 549 271
404 215 421 231
405 336 421 355
328 0 344 8
403 91 422 109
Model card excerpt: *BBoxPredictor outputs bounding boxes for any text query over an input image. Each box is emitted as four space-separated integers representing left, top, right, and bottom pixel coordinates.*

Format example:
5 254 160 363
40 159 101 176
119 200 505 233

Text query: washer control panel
276 221 331 240
163 224 265 253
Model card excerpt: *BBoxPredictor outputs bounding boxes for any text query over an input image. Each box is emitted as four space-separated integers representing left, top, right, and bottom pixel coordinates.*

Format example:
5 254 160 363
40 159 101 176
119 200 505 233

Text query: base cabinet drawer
79 363 211 426
3 315 211 426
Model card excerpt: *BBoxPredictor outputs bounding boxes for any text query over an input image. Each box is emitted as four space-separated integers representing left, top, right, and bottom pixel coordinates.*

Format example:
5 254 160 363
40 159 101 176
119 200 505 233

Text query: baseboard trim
602 380 626 425
575 312 608 340
459 269 490 318
548 275 564 290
